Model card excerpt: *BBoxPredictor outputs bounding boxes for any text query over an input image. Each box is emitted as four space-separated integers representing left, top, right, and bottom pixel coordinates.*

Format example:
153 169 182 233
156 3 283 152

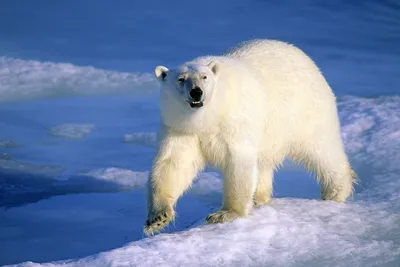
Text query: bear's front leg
144 132 205 235
145 183 176 236
206 146 258 224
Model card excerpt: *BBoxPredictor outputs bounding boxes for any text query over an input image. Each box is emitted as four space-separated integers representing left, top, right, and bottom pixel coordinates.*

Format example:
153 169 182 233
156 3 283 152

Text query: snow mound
339 96 400 206
48 124 95 140
122 132 157 147
81 168 149 189
0 57 157 102
9 199 400 267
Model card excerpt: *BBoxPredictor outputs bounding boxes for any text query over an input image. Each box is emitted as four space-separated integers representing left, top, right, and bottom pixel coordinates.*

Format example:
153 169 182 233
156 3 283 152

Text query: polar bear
144 39 357 235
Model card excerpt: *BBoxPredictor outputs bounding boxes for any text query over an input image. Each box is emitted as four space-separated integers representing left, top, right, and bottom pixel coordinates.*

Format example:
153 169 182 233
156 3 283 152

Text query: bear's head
154 61 219 109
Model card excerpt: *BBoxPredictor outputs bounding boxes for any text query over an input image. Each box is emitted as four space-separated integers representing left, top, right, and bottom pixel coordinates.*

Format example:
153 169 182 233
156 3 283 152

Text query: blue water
1 0 399 96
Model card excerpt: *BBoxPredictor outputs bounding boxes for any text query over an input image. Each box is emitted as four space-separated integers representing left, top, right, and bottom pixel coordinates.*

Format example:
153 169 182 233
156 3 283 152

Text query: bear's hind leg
318 158 357 202
253 167 273 207
293 141 357 203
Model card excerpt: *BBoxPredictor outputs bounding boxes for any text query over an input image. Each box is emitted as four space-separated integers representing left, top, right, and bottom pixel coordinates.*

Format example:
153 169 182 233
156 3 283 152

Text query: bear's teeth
192 101 200 104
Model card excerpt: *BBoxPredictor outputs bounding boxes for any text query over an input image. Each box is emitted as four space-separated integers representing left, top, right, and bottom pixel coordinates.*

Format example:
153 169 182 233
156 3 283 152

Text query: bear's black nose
190 87 203 101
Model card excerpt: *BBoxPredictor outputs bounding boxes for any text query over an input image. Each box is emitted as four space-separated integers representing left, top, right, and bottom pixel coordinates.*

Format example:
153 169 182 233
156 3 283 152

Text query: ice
0 57 157 102
122 133 157 147
6 200 400 267
2 96 399 267
0 159 65 178
339 96 400 206
0 159 66 207
0 140 23 148
0 165 149 208
190 172 223 205
0 182 210 265
0 152 12 160
48 123 95 140
80 168 149 189
0 163 223 208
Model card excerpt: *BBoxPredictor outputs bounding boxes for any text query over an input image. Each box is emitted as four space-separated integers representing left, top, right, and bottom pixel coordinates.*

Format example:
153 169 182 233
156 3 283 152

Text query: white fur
145 39 357 234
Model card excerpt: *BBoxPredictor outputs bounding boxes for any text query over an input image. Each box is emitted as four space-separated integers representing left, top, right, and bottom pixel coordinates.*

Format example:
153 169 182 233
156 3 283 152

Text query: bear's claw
206 209 240 224
144 209 174 236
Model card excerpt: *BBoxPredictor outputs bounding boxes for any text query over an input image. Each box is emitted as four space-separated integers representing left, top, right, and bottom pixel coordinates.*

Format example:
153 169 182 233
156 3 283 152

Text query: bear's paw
144 207 175 236
206 209 241 224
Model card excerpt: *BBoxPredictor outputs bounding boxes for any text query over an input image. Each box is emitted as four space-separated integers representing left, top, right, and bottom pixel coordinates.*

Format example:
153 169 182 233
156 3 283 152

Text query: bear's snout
189 87 203 101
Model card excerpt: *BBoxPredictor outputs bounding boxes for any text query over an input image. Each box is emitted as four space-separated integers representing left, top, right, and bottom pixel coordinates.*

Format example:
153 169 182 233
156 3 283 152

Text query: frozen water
0 57 156 102
339 97 400 207
1 0 399 96
81 168 149 189
122 133 157 148
0 140 23 148
48 124 95 140
0 159 65 178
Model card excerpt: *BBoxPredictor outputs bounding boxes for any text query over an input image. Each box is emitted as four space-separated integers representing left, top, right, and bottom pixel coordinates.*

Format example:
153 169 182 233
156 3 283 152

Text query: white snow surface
3 96 399 267
0 57 156 102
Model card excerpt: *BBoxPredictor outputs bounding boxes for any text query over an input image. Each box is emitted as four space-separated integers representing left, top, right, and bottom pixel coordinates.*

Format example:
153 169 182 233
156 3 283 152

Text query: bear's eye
202 75 207 80
178 77 185 82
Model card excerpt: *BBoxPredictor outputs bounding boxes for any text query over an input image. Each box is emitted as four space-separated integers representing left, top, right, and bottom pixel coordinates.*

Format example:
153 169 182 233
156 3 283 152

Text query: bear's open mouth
188 101 203 108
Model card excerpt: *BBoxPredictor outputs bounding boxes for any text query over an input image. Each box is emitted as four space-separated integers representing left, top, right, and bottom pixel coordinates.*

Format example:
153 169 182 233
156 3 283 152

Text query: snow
48 124 95 140
339 97 400 206
81 168 149 189
2 96 400 267
0 57 156 102
122 133 157 148
5 202 400 267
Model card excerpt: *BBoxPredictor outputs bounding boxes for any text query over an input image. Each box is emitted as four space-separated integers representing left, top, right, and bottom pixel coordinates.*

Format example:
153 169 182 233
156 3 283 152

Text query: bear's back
224 39 335 109
225 40 322 84
224 40 339 148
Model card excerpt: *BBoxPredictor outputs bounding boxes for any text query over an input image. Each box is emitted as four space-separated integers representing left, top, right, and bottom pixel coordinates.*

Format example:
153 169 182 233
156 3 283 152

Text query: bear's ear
208 61 219 75
155 66 169 81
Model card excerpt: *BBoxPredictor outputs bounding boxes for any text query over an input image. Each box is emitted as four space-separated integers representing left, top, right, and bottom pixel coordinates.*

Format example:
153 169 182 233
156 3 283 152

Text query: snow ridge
0 57 157 102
